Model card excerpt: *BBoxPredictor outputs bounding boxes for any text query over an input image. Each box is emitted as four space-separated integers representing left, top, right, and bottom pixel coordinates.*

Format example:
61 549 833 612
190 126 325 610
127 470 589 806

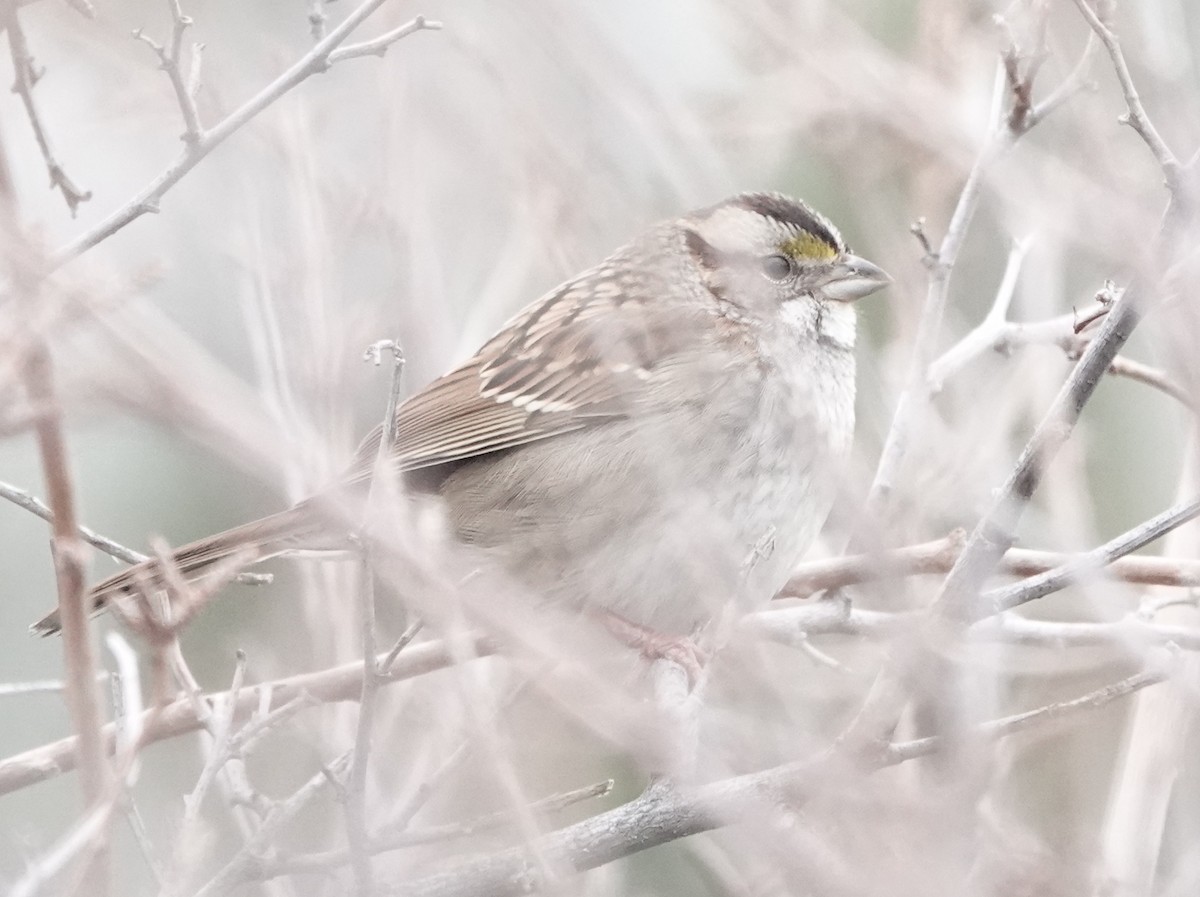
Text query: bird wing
343 261 704 484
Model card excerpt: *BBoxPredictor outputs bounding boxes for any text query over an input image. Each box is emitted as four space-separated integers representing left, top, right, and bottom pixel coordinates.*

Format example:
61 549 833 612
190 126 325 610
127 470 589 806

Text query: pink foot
595 611 709 687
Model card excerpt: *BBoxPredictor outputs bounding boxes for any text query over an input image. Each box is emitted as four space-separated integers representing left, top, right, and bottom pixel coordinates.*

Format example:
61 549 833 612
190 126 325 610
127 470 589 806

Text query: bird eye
760 254 793 281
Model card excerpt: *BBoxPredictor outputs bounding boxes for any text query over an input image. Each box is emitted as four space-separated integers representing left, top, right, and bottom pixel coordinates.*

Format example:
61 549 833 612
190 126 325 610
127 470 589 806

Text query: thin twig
932 284 1147 621
925 237 1031 392
8 798 123 897
867 26 1099 512
749 601 1200 653
308 0 327 41
984 495 1200 613
132 0 204 147
0 634 497 798
3 4 91 214
1 479 144 563
380 668 1166 897
346 339 407 896
0 479 273 592
379 620 424 675
180 652 247 823
1069 0 1180 190
927 286 1193 412
779 534 1200 599
48 0 441 270
379 674 541 849
884 662 1172 763
192 751 355 897
1107 354 1194 409
328 15 441 63
869 123 1011 508
249 780 615 883
973 613 1200 652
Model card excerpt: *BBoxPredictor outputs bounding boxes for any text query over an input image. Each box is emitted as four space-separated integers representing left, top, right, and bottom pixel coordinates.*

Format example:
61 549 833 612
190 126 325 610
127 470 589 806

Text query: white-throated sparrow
33 193 889 637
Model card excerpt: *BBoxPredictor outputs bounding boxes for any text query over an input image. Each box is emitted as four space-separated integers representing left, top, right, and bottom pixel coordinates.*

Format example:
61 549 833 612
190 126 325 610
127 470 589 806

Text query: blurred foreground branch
384 663 1169 897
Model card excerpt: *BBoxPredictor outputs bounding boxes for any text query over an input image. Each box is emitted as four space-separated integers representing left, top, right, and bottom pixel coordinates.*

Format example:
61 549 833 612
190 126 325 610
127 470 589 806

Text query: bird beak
820 254 892 302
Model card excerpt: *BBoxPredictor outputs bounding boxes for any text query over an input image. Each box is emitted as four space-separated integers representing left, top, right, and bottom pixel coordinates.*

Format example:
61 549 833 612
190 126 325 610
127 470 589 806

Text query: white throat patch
780 297 856 351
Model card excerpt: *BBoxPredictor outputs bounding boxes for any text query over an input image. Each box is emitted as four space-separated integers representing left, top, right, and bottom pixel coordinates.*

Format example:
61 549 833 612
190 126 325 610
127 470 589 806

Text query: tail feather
31 506 326 636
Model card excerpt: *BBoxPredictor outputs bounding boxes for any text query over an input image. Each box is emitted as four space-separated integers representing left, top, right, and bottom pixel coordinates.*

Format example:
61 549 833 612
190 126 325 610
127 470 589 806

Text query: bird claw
595 611 709 688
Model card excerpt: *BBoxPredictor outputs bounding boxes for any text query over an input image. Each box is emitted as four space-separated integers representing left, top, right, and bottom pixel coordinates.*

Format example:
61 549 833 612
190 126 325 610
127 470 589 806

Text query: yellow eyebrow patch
781 231 838 261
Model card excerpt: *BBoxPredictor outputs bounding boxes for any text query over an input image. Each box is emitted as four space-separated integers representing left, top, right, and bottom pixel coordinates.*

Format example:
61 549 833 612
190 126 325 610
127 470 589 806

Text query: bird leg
594 609 709 688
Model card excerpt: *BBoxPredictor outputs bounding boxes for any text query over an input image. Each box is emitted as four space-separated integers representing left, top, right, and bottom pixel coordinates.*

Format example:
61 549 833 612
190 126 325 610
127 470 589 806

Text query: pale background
1 0 1198 894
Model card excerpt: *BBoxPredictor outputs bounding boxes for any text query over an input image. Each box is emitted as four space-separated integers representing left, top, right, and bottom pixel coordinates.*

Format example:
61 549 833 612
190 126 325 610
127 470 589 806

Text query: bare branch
1106 353 1194 409
0 634 496 798
1069 0 1180 189
328 15 443 63
380 668 1167 897
973 613 1200 653
932 283 1147 621
18 349 110 879
0 120 109 887
884 662 1172 763
0 479 145 565
984 495 1200 613
927 280 1193 412
132 0 204 148
749 601 1200 654
0 479 272 635
779 534 1200 599
245 780 615 884
48 0 441 271
193 750 355 897
346 338 408 896
867 25 1094 511
3 4 91 214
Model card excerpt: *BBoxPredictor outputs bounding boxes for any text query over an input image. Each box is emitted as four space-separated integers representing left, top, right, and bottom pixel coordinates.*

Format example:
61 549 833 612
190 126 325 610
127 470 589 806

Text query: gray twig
380 668 1166 897
328 15 442 63
0 480 271 617
984 496 1200 613
49 0 441 270
0 634 498 798
867 29 1096 513
346 338 407 897
779 532 1200 599
1069 0 1180 190
247 780 615 884
193 751 354 897
132 0 204 147
3 5 91 214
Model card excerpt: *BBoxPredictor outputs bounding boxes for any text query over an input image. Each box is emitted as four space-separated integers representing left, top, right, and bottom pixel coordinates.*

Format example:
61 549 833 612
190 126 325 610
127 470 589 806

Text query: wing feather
344 245 713 486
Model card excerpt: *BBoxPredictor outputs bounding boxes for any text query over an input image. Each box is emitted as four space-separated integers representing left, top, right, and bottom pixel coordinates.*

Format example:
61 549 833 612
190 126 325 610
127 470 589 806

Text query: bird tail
30 506 326 636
